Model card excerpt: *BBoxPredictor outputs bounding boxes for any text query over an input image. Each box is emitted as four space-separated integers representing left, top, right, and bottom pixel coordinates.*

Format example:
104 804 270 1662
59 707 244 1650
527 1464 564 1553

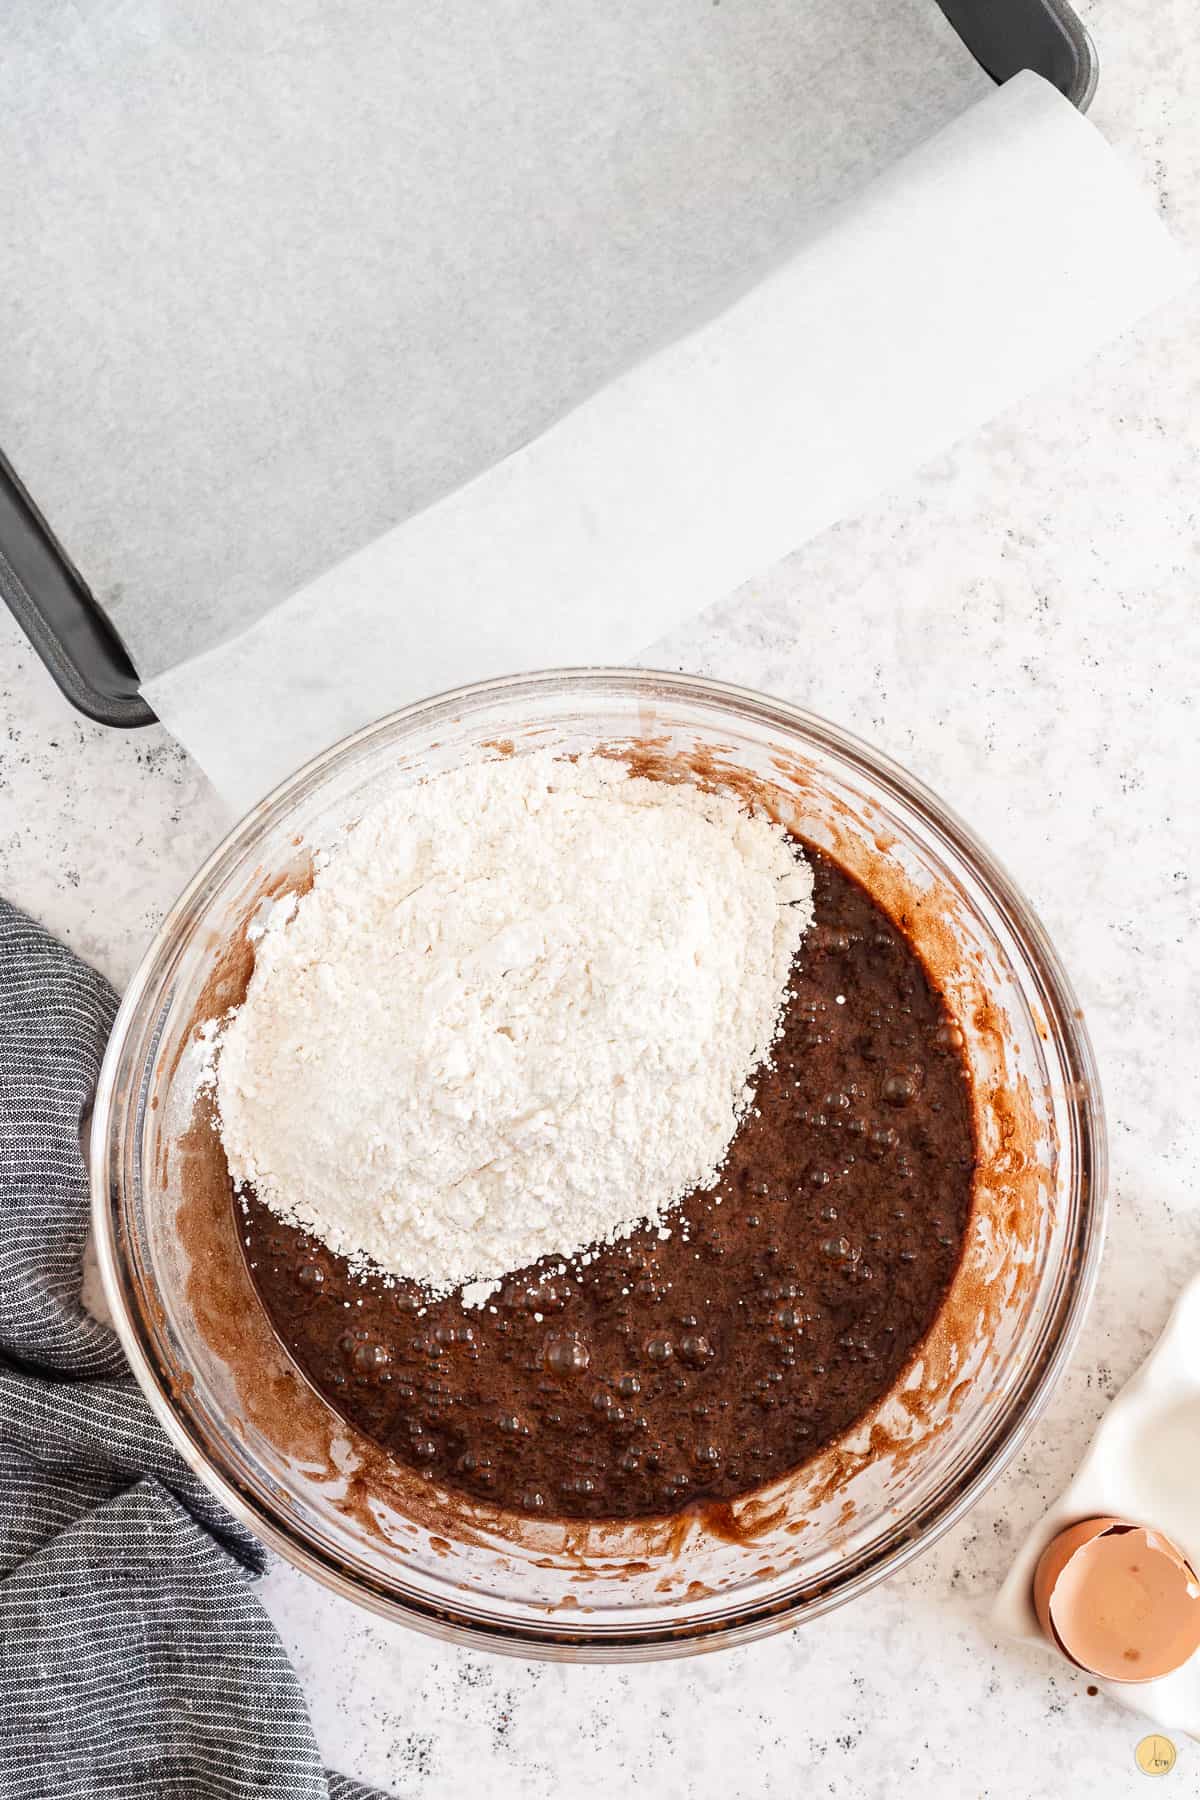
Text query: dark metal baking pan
935 0 1097 110
0 0 1097 730
0 447 151 727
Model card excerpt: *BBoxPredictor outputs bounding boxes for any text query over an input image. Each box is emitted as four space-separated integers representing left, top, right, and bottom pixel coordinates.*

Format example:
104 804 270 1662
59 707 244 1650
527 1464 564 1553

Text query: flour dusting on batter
214 751 813 1299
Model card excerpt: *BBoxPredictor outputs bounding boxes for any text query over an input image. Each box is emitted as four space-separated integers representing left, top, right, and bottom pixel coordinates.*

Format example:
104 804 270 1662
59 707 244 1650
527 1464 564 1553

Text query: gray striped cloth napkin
0 898 386 1800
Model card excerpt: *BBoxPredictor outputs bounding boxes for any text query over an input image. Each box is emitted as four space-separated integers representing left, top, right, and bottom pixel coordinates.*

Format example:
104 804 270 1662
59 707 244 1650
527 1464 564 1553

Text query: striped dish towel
0 898 385 1800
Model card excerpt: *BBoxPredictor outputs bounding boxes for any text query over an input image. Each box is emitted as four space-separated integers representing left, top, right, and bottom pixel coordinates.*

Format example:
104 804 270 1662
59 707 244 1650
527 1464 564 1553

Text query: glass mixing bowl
92 668 1106 1660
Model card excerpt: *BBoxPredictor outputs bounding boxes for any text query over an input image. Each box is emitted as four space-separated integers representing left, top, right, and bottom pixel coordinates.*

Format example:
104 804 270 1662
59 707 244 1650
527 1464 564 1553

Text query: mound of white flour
215 752 813 1301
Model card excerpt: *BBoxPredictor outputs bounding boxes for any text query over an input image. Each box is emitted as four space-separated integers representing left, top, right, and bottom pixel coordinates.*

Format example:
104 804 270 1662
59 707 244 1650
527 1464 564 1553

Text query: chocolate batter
237 845 975 1521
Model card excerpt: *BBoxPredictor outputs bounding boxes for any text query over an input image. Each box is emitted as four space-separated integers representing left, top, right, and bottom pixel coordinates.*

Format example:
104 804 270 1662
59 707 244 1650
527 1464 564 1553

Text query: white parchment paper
143 74 1189 811
0 7 1189 806
0 0 990 677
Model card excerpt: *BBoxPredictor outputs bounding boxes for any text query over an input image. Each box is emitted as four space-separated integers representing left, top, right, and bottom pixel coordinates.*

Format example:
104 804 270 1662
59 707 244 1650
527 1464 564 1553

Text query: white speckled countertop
2 4 1199 1792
